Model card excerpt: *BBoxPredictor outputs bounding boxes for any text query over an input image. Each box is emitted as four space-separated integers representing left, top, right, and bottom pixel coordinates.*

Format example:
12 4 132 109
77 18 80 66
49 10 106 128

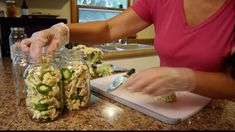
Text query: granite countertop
0 58 235 130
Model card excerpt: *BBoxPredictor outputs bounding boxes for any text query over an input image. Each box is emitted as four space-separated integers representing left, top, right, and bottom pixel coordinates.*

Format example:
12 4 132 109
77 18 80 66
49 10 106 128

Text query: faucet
104 37 127 46
118 38 128 45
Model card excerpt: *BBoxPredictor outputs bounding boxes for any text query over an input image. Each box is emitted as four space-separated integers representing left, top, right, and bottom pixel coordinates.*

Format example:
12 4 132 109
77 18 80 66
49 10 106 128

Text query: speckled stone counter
0 58 235 130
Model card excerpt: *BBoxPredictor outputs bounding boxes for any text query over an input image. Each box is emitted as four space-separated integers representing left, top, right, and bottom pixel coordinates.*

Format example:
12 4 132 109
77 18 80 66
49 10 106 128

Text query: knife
111 64 129 73
107 68 135 92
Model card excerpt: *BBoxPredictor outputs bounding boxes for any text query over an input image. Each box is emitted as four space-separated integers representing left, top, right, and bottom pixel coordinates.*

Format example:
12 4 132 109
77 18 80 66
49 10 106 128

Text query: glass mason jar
12 48 28 107
6 0 18 17
61 49 91 110
23 53 63 122
9 27 27 60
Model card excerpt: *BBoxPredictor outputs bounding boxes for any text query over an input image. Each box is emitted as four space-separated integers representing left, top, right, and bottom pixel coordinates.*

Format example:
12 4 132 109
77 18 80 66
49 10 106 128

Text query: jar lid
10 27 25 32
6 0 16 4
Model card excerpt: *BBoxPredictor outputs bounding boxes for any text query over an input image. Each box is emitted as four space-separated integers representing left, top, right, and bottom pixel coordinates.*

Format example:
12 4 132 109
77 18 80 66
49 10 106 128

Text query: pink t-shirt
131 0 234 72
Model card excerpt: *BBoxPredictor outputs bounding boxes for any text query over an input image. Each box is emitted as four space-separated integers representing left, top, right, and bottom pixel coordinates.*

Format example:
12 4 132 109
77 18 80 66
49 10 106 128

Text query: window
79 8 123 22
77 0 128 9
70 0 136 38
70 0 130 23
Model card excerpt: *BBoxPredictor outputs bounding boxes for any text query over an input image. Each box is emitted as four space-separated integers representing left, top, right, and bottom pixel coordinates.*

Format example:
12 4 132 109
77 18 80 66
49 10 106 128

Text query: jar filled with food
24 53 63 122
61 49 90 110
6 0 18 17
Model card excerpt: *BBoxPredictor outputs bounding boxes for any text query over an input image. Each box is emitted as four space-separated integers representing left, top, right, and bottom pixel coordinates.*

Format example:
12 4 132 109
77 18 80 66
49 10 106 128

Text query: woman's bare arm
68 8 151 46
193 71 235 99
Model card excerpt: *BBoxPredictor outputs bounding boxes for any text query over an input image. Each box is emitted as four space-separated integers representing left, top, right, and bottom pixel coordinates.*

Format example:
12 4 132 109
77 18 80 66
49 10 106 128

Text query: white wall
105 56 160 71
137 25 155 39
0 1 6 14
0 0 70 23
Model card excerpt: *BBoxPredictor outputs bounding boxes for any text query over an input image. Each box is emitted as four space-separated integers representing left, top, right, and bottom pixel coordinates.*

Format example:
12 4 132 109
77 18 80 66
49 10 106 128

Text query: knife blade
107 68 135 92
111 64 129 73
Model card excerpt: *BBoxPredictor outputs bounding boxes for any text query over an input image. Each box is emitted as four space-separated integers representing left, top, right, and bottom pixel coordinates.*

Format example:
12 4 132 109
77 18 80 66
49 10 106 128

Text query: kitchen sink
94 43 154 53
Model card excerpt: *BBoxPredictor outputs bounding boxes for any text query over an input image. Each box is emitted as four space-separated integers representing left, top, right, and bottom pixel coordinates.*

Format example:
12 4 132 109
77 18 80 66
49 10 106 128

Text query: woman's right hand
20 22 69 58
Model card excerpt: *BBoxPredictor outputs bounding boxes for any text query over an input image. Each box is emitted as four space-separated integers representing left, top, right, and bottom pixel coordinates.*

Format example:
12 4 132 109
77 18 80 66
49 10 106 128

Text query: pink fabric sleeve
131 0 153 23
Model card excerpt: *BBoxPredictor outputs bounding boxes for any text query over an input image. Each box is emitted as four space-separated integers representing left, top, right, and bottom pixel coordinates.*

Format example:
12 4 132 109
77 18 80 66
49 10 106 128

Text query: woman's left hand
120 67 196 96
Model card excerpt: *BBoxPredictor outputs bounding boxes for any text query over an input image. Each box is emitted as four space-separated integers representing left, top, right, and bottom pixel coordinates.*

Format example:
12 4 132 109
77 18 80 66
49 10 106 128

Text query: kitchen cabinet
0 17 67 57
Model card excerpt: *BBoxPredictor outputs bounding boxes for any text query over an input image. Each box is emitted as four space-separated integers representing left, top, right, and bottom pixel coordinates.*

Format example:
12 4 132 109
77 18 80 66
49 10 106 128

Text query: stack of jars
22 48 91 122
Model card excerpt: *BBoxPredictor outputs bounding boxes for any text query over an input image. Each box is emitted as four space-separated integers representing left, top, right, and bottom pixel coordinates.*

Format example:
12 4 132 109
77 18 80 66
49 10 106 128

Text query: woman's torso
132 0 235 72
155 0 234 72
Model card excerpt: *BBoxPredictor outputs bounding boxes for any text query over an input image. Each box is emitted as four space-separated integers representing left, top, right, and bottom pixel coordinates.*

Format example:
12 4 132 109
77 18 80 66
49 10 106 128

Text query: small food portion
24 63 62 122
62 65 90 110
155 92 177 103
72 44 114 79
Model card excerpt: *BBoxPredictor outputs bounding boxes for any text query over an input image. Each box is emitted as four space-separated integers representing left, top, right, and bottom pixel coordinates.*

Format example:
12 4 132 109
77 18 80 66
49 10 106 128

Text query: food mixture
24 63 62 122
72 44 113 79
24 45 115 121
155 92 177 103
61 63 90 110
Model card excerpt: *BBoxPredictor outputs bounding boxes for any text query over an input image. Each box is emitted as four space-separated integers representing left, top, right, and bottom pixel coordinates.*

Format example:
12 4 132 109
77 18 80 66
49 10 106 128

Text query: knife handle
126 68 135 77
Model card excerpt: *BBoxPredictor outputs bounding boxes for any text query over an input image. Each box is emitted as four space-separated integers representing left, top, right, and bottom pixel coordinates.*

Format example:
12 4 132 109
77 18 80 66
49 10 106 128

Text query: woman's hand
19 22 69 58
120 67 196 96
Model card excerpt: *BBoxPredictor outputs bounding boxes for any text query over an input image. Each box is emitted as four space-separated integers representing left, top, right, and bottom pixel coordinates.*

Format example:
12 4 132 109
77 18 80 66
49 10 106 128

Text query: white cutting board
90 73 211 124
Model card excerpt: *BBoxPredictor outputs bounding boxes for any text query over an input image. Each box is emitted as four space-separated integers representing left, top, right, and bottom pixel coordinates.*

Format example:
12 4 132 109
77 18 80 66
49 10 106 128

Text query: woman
20 0 235 99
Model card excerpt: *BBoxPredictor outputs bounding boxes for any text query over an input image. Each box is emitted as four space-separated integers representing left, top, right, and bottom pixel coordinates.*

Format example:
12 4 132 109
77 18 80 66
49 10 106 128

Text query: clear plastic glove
19 22 69 58
120 67 196 96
